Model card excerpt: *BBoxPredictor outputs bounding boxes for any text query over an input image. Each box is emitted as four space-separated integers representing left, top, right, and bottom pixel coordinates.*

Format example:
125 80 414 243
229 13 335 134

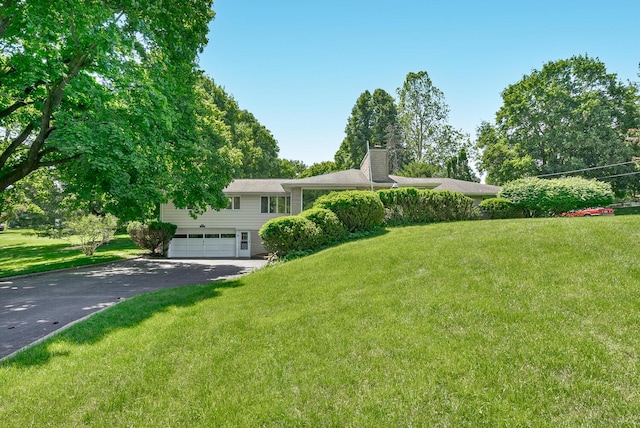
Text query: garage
168 232 237 258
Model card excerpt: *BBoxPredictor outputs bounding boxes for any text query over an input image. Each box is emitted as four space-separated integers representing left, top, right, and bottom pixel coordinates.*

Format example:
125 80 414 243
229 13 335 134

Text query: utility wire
596 170 640 180
534 161 636 178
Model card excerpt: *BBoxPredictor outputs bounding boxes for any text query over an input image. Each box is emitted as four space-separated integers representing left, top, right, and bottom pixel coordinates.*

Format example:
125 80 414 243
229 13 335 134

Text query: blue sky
199 0 640 167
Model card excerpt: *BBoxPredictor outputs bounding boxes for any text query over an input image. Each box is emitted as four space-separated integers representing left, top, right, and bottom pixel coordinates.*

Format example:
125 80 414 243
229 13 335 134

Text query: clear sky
199 0 640 167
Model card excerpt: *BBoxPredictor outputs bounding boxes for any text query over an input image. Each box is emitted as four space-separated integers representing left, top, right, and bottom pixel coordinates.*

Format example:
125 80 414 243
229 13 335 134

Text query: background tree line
329 72 477 181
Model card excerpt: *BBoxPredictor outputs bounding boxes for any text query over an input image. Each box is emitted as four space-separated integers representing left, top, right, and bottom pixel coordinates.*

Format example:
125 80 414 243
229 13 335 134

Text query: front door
237 231 251 258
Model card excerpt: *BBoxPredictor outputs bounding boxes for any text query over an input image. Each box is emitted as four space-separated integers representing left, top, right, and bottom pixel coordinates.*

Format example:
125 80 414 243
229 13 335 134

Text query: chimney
360 146 389 182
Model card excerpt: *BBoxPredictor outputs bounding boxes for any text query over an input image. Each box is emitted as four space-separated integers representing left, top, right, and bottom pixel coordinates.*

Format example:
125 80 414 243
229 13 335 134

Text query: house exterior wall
161 196 288 231
291 187 303 215
160 195 290 257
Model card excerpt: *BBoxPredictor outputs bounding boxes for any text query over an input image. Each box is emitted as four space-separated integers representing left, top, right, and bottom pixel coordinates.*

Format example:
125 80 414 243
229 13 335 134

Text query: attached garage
168 231 238 258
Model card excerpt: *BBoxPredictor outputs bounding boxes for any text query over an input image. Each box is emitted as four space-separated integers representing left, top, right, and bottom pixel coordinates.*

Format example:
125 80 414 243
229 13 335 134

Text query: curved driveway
0 258 266 360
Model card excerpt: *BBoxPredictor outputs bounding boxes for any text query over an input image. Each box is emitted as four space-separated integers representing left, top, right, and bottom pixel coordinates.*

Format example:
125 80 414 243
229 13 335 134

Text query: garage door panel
170 232 236 258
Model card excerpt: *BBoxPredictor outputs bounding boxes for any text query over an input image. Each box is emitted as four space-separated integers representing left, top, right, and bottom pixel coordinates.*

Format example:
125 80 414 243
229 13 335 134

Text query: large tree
478 55 640 192
0 0 234 219
396 71 449 164
202 76 282 178
334 88 399 170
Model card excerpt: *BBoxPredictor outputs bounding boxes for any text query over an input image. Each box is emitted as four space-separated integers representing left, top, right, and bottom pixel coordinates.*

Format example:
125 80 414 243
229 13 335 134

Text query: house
160 148 501 258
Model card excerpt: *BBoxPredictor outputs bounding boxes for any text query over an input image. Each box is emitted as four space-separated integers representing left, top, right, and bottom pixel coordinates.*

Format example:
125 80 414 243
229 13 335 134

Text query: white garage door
168 233 237 258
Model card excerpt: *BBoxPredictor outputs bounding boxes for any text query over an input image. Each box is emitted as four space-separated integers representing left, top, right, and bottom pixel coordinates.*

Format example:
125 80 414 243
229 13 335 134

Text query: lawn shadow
1 278 245 368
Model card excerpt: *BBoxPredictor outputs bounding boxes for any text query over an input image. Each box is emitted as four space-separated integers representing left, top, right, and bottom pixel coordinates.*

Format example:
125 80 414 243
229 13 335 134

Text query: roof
282 169 388 189
224 179 289 195
223 173 501 197
390 175 502 196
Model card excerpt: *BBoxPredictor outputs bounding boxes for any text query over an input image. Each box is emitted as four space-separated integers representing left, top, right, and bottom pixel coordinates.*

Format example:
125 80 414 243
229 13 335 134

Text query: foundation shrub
259 216 321 256
300 208 347 245
313 190 385 233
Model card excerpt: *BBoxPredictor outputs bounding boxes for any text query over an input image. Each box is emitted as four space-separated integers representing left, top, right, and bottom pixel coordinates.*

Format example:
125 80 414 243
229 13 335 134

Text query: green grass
0 229 144 278
2 217 640 426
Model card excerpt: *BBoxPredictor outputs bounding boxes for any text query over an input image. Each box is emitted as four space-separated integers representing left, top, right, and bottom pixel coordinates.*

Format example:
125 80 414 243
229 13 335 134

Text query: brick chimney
360 146 390 182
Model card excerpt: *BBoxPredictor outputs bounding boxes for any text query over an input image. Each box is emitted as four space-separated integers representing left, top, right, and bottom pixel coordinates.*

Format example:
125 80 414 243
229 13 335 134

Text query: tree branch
0 123 34 169
0 99 34 118
38 153 81 168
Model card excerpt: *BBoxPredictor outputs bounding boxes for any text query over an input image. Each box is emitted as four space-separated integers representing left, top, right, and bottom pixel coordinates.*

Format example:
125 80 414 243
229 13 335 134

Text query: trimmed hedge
313 190 385 233
378 188 480 225
499 177 614 216
300 208 347 245
127 221 177 256
258 216 321 256
479 197 523 219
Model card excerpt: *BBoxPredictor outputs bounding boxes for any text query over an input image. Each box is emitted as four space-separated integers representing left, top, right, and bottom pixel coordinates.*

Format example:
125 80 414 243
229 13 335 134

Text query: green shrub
259 216 322 256
313 190 385 233
378 188 480 225
479 197 523 219
499 177 614 216
68 214 120 256
300 208 347 245
127 221 177 256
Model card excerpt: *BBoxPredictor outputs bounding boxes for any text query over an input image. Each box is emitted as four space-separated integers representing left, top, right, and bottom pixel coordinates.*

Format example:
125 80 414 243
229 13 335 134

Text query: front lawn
1 217 639 426
0 229 144 278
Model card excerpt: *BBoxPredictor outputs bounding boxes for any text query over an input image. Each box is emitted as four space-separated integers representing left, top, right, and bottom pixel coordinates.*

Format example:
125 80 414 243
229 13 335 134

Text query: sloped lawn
1 217 639 426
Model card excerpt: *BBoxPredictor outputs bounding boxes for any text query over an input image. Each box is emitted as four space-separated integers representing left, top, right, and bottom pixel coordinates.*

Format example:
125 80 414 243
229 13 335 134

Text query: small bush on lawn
378 188 480 225
127 221 177 256
300 208 347 245
479 197 523 219
259 216 322 256
67 213 120 256
313 190 385 233
499 177 614 217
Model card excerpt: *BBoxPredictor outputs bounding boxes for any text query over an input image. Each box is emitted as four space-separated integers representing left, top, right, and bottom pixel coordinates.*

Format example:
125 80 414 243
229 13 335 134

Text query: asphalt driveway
0 258 266 360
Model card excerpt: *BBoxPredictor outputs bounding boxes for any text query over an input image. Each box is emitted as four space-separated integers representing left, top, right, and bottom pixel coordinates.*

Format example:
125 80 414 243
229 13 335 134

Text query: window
261 196 291 214
226 196 241 210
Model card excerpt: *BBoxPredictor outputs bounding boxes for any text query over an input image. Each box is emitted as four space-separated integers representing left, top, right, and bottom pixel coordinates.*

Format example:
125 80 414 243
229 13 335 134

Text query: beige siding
251 230 266 255
290 187 302 215
160 196 288 231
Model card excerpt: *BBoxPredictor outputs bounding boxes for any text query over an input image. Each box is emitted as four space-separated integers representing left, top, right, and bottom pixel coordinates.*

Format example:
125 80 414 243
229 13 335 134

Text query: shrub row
499 177 614 216
378 188 480 225
259 191 383 257
479 197 524 219
260 188 480 257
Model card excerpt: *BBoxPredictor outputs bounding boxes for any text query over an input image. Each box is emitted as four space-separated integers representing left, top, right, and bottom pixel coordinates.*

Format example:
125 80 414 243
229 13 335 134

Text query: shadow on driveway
0 258 266 361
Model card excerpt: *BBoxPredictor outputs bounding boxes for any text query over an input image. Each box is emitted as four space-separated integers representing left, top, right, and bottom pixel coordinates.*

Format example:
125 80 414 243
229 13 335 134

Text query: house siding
161 196 286 231
161 196 290 257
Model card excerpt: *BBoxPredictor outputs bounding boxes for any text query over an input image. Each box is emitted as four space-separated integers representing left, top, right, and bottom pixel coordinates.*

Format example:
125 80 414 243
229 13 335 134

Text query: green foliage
613 206 640 216
312 190 385 233
258 216 321 256
378 187 480 225
127 221 177 256
201 76 281 178
446 148 479 182
478 55 640 193
0 0 235 221
298 161 338 178
278 159 307 178
479 197 523 219
397 161 443 178
334 89 399 170
499 177 614 216
67 214 119 255
300 208 347 245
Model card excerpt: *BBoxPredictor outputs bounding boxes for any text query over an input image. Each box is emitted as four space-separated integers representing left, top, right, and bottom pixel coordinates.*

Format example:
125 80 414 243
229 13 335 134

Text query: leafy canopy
478 55 640 193
0 0 234 220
